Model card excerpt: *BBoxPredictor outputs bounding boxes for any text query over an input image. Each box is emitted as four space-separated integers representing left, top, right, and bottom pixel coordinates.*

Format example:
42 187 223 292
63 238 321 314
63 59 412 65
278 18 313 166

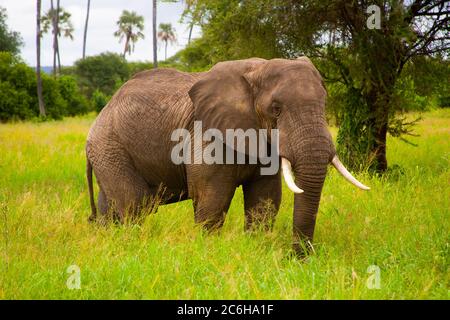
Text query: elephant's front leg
192 183 236 231
243 171 281 231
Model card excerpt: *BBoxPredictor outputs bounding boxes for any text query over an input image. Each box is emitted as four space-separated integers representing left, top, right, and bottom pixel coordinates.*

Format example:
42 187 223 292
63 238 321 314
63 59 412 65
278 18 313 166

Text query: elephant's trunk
291 140 331 255
292 164 328 254
278 107 335 255
279 107 370 256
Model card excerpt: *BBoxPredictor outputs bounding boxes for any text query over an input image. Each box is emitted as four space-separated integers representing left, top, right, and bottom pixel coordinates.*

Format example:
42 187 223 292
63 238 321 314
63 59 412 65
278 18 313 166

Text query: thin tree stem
36 0 46 116
82 0 90 59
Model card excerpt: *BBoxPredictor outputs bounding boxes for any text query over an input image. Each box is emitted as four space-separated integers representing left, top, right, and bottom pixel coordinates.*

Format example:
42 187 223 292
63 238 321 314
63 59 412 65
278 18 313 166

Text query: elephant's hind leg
97 187 120 223
90 148 153 223
106 173 153 223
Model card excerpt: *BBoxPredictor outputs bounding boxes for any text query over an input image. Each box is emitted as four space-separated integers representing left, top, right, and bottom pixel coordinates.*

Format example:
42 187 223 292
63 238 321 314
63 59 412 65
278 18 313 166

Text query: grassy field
0 109 449 299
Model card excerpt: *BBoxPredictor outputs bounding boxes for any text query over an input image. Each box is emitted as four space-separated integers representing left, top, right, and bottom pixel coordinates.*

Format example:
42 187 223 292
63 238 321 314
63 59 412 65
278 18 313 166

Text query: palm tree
114 10 145 58
82 0 91 59
41 4 74 75
152 0 157 68
157 23 176 60
36 0 45 117
182 0 196 44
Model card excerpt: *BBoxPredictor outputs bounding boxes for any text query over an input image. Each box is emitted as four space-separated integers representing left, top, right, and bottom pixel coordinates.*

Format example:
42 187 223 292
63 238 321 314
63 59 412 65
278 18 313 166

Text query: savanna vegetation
0 109 448 299
0 1 448 299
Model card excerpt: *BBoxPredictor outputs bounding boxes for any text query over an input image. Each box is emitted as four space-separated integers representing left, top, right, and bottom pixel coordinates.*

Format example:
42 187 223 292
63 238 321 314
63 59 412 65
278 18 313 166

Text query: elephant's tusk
331 156 370 190
281 158 304 194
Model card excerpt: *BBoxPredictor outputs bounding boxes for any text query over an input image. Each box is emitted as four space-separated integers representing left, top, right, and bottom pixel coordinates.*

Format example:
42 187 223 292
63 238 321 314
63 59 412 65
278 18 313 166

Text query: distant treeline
0 51 185 122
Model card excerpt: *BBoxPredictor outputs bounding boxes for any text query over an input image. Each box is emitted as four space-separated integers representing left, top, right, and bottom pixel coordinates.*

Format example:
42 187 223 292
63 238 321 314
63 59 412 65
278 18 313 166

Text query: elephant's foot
292 239 315 260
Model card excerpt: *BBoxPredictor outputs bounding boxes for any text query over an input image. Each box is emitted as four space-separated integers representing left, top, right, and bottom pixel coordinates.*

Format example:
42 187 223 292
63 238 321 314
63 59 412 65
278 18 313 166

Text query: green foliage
41 6 74 40
40 74 68 120
91 89 110 113
336 88 375 171
438 96 450 108
0 52 89 121
0 81 34 121
391 75 428 112
127 61 154 77
0 7 23 55
74 52 129 98
57 76 90 116
174 38 213 71
183 0 280 63
184 0 449 173
402 56 450 109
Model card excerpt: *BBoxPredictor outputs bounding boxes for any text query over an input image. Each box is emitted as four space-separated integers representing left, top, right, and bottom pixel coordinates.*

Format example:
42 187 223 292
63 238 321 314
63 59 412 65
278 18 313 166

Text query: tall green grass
0 110 449 299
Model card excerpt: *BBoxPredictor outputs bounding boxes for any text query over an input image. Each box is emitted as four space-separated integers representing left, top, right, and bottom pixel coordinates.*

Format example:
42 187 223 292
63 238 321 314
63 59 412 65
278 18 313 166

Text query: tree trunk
373 119 388 172
56 41 61 73
56 0 61 74
51 0 56 77
337 83 392 174
165 40 167 60
36 0 46 117
82 0 91 59
152 0 158 68
188 23 193 44
123 35 130 58
366 90 390 173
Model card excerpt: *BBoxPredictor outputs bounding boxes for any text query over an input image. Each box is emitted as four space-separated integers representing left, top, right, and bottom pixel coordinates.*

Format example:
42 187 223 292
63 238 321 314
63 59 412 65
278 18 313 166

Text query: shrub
57 75 90 116
0 80 34 121
0 52 89 121
74 52 129 98
40 73 68 120
128 61 153 77
438 95 450 108
0 52 35 121
91 89 109 113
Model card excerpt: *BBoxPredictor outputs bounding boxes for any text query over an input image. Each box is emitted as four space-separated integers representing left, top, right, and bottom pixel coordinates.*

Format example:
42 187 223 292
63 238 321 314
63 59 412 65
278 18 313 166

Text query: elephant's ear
188 59 266 134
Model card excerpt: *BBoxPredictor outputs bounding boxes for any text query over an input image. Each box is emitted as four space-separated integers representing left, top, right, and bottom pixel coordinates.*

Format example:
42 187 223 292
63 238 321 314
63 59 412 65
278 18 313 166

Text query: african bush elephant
86 57 369 255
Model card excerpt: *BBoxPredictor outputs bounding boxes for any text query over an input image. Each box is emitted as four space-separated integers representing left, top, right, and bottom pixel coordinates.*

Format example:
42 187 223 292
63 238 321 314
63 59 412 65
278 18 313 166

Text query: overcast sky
2 0 200 66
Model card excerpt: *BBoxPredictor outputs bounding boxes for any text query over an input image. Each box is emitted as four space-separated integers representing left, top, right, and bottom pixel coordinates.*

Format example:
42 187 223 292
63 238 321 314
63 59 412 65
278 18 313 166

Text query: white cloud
2 0 201 66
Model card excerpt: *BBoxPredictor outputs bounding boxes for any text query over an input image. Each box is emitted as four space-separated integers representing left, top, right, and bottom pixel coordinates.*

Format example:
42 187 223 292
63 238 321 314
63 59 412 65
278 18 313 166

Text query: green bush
438 96 450 108
40 74 68 120
0 52 90 121
128 61 153 77
173 38 213 72
57 75 90 116
91 89 109 113
74 52 129 98
391 75 428 112
0 80 34 121
0 52 39 121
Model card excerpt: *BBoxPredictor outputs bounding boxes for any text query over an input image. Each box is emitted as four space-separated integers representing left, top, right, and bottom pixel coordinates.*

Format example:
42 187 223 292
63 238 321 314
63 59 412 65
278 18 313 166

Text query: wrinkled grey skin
86 57 335 254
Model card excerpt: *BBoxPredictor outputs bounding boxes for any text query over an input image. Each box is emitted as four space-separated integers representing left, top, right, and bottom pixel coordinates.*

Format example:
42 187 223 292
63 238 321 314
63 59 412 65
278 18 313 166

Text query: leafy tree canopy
74 52 130 97
0 7 23 55
183 0 449 172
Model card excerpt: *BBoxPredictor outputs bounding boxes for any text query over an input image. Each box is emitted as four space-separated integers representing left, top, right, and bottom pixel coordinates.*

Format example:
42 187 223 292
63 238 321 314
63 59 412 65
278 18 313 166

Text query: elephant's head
189 57 369 255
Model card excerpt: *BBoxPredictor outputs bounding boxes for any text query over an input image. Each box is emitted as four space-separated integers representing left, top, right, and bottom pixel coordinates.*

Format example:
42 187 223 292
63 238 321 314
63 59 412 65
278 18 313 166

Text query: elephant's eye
272 102 282 117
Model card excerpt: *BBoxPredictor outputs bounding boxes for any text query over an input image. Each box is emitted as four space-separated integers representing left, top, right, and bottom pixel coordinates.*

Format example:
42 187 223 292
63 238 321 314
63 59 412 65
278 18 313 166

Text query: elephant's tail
86 157 97 221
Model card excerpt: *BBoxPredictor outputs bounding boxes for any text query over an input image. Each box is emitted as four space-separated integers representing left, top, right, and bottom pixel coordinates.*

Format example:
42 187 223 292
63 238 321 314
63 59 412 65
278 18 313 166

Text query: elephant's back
99 68 200 189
